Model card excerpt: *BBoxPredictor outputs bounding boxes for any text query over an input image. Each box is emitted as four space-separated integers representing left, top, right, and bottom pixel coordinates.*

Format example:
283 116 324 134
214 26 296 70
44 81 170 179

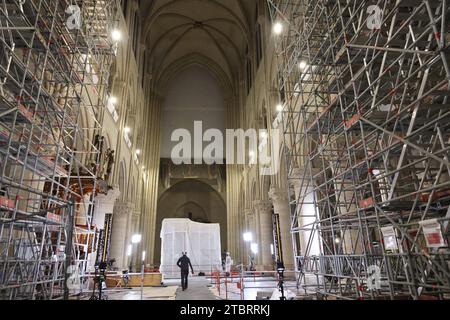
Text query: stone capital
252 200 272 214
268 187 288 203
113 201 135 216
243 208 254 217
291 167 307 179
291 166 320 179
95 187 120 213
96 186 120 202
133 209 141 217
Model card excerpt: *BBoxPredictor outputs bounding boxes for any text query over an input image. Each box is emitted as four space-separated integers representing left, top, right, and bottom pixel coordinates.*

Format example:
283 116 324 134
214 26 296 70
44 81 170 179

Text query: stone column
141 90 162 267
110 201 134 270
333 178 364 255
269 187 294 270
253 200 274 270
291 168 322 257
88 188 120 270
290 168 325 286
243 208 255 267
131 209 141 269
93 187 120 229
226 165 241 258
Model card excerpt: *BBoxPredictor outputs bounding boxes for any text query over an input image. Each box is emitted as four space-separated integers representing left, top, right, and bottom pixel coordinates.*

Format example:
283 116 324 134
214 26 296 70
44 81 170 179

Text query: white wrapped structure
160 219 222 277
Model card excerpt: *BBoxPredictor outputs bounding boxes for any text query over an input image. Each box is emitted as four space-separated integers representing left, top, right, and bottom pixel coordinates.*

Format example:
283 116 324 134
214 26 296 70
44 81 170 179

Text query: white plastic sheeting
160 218 221 277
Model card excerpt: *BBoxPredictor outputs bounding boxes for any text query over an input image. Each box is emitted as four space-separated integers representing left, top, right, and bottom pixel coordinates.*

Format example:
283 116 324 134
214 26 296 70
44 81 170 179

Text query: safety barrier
208 270 300 300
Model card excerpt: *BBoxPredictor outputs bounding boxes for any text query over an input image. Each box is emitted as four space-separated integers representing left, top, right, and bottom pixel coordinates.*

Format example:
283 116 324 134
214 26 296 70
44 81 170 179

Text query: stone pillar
243 208 255 267
131 209 141 269
291 168 322 257
333 178 364 254
253 200 274 270
226 165 241 259
290 168 325 285
269 187 294 270
110 201 134 270
141 91 162 267
93 187 120 229
87 188 120 270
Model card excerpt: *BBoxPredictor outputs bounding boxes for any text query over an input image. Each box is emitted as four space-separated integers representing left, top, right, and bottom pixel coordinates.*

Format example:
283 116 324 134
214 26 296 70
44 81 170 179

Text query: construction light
270 244 274 255
109 96 118 105
124 127 131 134
249 150 255 158
299 60 308 71
243 232 253 242
132 234 142 244
276 104 284 112
335 236 341 244
142 251 146 262
251 243 259 254
260 131 267 139
136 149 141 155
142 166 145 170
273 22 283 35
127 244 132 256
111 29 122 42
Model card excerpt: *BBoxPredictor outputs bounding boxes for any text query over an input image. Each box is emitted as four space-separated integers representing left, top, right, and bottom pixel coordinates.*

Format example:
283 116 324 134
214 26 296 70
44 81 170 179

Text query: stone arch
175 201 208 222
143 0 250 44
156 52 233 98
154 179 227 264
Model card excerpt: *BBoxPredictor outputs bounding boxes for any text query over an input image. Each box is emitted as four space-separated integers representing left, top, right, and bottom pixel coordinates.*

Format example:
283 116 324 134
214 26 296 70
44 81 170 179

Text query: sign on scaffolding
381 226 399 251
419 219 446 248
46 212 62 232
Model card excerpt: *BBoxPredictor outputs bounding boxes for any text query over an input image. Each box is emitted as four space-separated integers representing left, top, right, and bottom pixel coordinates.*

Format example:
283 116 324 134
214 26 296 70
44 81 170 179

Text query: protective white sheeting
160 218 221 277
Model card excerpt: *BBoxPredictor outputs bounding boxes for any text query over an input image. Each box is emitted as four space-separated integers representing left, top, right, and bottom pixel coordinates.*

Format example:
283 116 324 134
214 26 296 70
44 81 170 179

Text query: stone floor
211 276 301 300
165 277 221 300
87 286 178 300
81 275 306 300
88 277 220 300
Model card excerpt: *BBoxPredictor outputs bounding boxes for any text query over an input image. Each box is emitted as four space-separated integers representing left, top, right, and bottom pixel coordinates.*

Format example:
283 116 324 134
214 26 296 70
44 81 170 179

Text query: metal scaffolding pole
268 0 450 300
0 0 119 300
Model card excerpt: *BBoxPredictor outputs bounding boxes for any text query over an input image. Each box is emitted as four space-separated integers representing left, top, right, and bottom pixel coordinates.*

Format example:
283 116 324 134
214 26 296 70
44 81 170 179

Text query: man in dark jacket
177 252 194 290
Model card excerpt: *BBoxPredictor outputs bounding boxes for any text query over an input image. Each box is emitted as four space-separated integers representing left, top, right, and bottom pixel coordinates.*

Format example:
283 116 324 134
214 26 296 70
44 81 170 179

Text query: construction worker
177 252 194 291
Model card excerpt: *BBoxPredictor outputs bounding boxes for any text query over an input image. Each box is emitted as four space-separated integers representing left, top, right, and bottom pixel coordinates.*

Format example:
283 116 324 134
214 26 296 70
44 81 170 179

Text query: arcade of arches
102 0 295 272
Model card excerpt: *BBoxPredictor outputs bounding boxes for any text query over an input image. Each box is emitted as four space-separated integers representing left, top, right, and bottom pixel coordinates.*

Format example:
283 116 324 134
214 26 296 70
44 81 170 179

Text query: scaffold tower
0 0 119 299
268 0 450 299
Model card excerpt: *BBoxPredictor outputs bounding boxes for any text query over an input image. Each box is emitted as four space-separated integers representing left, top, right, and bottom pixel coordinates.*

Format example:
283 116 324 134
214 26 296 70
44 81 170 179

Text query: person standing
225 252 233 276
177 252 194 291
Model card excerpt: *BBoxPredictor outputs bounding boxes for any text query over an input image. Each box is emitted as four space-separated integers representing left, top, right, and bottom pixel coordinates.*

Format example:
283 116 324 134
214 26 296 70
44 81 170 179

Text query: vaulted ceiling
141 0 255 90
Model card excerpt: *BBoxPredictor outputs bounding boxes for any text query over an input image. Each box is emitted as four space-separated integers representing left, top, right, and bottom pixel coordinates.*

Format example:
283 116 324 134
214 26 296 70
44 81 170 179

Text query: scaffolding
268 0 450 299
0 0 118 299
